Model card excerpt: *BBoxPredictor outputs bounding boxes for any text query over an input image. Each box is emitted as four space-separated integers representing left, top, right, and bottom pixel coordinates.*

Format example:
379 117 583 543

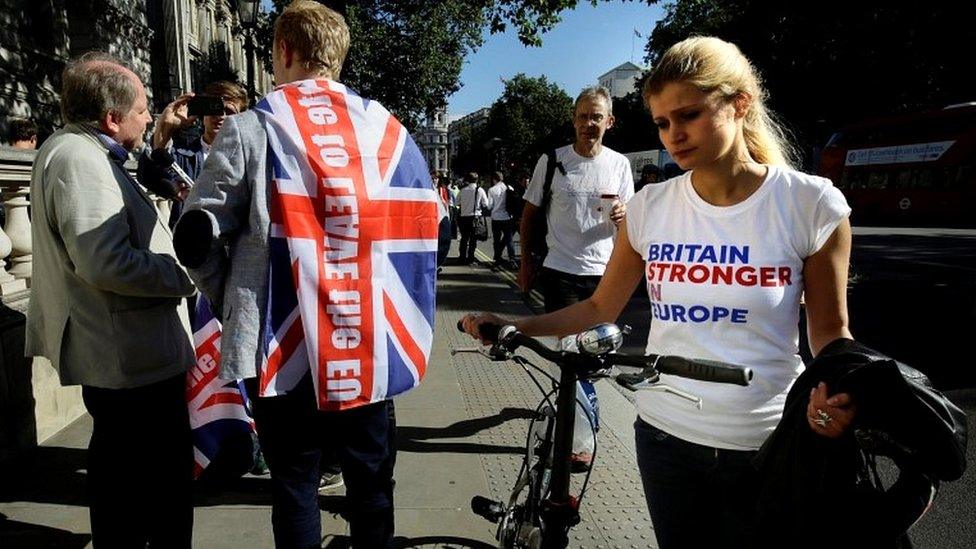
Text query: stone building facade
447 106 490 174
0 0 272 142
597 61 643 99
417 106 449 175
147 0 273 114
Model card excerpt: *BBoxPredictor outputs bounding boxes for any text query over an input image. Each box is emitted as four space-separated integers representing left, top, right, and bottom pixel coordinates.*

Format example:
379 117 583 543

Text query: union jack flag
188 297 255 478
256 79 439 411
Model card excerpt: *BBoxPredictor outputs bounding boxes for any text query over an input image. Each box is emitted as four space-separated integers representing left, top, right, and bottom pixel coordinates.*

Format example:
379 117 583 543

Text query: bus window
819 103 976 227
866 171 889 190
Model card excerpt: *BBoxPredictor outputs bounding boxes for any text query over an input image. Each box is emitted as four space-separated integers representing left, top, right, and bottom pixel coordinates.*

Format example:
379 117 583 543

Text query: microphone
150 148 195 191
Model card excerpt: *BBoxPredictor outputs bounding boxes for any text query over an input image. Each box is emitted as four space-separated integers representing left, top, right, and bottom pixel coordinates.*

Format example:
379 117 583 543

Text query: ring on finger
812 408 833 428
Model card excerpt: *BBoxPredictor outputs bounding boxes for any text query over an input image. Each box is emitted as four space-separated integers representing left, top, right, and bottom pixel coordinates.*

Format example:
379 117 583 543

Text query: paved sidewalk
0 259 655 548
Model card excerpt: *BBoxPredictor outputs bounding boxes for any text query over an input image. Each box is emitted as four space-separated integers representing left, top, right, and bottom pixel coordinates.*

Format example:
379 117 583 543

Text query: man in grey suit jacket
27 52 196 547
175 3 403 547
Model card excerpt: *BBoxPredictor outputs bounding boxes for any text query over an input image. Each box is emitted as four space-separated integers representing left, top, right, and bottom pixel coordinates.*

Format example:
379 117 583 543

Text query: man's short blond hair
274 0 350 79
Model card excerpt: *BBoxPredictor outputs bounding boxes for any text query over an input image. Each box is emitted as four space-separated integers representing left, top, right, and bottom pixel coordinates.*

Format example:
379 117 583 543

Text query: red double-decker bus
818 103 976 227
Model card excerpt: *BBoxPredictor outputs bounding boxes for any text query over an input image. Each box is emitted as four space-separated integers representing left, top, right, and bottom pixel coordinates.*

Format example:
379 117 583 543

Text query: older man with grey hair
27 51 196 547
518 85 634 465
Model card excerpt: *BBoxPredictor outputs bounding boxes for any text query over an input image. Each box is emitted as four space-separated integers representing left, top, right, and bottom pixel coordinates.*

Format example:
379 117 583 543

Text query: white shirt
199 136 212 161
524 144 634 275
487 181 512 221
458 183 488 217
625 165 851 450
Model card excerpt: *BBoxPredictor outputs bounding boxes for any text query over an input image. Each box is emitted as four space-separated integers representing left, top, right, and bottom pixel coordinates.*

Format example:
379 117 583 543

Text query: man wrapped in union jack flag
174 1 439 546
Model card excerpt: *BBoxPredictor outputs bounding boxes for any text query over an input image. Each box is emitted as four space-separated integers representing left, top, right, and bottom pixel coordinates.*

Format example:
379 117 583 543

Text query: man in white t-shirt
457 171 489 264
487 171 517 268
519 86 634 312
517 86 634 466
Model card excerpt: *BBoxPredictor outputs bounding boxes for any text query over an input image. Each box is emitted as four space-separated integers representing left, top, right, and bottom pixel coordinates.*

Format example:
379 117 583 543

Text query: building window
187 0 198 39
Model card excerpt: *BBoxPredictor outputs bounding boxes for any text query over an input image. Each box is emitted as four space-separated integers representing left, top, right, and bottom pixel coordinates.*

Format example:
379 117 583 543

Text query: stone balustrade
0 145 176 461
0 147 33 295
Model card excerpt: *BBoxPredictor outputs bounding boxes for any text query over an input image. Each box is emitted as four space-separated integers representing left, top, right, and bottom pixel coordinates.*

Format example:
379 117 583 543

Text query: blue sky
259 1 665 118
447 1 666 118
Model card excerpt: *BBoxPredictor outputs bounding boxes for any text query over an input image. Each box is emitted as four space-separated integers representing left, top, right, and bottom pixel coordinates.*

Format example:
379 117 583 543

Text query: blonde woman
461 36 856 547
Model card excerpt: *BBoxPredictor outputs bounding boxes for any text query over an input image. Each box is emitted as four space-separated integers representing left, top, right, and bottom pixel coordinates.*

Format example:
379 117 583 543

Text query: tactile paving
442 302 659 548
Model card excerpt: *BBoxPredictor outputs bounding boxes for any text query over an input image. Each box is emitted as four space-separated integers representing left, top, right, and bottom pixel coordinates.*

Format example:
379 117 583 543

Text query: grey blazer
180 111 273 380
26 125 196 389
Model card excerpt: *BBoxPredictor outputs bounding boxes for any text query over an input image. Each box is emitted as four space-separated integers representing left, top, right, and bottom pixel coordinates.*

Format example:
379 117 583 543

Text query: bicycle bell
576 323 625 356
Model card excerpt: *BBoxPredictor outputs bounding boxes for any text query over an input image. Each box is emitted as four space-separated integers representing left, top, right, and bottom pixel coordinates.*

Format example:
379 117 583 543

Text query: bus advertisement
818 103 976 227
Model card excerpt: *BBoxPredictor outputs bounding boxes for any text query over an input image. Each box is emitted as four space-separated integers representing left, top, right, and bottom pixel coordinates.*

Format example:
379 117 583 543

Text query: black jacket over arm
753 338 967 549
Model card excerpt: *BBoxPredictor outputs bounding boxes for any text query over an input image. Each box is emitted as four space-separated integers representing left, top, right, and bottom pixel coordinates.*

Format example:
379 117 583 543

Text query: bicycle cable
514 355 601 509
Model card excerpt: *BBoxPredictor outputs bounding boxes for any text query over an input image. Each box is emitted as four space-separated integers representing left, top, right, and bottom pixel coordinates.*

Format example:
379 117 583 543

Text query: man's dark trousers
539 266 602 312
82 373 193 548
248 374 397 548
491 218 516 263
457 216 476 263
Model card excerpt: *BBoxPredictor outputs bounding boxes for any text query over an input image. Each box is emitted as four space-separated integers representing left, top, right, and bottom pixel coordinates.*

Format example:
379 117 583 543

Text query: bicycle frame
455 322 752 548
537 360 586 548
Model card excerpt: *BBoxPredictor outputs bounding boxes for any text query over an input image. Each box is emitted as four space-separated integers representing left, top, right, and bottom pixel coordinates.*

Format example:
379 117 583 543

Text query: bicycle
452 321 753 549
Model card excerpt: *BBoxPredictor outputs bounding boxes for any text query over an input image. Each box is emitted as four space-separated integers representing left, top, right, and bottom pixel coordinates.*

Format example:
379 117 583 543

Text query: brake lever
643 384 702 409
615 374 703 409
450 345 512 361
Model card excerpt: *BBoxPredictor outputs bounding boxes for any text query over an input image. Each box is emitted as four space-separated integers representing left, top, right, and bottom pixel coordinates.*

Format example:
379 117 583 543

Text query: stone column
0 214 26 295
3 186 32 284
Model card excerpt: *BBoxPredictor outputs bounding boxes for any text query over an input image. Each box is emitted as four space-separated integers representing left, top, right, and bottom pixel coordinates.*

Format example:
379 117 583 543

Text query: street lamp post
486 137 503 173
236 0 261 106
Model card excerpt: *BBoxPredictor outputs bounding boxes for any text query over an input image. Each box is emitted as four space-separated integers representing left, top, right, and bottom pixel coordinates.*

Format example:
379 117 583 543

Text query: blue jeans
634 418 760 549
249 375 396 548
541 267 604 436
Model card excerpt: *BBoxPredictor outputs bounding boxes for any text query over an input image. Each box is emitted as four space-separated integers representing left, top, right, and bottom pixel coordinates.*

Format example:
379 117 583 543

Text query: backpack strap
540 148 564 214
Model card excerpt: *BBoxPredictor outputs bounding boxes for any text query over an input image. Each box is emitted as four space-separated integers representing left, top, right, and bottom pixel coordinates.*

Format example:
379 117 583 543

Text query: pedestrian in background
140 80 248 228
635 163 660 192
517 85 634 466
448 177 461 238
461 36 856 548
457 171 488 265
6 116 37 150
487 170 517 269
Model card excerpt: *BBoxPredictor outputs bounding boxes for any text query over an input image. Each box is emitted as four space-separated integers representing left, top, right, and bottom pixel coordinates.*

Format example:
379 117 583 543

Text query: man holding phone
140 80 248 227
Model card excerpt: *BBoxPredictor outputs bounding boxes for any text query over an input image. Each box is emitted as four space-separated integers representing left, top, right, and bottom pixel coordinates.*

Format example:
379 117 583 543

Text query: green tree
484 73 574 176
644 1 976 167
261 1 650 129
602 73 661 153
451 123 491 176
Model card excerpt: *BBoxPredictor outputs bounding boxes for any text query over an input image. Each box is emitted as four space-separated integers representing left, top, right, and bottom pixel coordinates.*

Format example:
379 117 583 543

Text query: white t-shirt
524 145 634 275
625 165 851 450
487 181 512 221
458 183 488 217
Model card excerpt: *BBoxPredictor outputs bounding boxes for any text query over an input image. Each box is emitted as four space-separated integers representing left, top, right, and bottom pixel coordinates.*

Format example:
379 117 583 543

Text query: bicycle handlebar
613 354 752 386
456 320 752 386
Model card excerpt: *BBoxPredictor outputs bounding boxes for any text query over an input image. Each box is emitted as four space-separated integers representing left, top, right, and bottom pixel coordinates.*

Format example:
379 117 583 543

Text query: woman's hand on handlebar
460 313 513 345
806 382 857 439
